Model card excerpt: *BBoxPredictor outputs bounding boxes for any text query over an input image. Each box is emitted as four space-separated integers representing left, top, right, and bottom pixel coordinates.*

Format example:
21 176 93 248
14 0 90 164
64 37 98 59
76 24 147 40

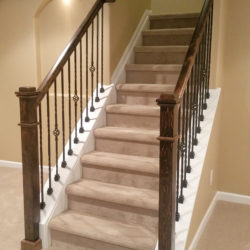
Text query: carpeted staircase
47 13 198 250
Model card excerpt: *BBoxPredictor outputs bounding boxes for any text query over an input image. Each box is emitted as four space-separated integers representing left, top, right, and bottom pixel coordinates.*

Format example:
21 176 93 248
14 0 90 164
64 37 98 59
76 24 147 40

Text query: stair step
135 46 188 64
81 151 159 190
116 83 174 106
94 127 159 157
49 210 157 250
143 28 194 46
81 151 159 175
126 64 182 84
150 13 199 29
106 104 160 129
67 179 158 211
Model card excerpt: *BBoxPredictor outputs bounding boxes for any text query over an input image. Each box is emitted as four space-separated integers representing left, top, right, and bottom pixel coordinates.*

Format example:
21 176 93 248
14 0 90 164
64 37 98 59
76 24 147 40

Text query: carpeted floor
195 200 250 250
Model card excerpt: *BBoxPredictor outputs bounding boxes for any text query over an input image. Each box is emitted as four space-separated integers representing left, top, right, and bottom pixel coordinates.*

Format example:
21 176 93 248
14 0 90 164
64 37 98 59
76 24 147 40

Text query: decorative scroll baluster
100 6 105 93
68 59 73 155
73 48 79 144
53 80 60 181
90 22 95 112
95 13 100 102
196 46 202 134
176 107 181 221
61 69 67 168
46 92 53 195
79 39 84 133
85 30 90 122
38 104 45 209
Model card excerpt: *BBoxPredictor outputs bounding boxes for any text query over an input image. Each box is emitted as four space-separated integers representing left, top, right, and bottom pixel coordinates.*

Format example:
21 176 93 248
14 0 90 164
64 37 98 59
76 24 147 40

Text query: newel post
157 96 180 250
16 87 42 250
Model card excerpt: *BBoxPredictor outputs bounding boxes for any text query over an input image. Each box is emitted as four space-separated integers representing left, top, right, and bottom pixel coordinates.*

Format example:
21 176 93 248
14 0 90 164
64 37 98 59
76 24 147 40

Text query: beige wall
0 0 40 162
187 0 250 247
151 0 203 15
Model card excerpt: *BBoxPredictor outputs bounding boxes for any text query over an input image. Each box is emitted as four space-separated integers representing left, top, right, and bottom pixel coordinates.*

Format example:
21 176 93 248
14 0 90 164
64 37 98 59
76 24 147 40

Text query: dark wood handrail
160 0 213 103
36 0 115 104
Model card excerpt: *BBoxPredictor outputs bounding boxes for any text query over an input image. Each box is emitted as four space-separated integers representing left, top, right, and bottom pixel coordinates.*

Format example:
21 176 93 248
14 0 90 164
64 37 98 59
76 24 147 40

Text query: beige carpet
196 200 250 250
0 167 24 250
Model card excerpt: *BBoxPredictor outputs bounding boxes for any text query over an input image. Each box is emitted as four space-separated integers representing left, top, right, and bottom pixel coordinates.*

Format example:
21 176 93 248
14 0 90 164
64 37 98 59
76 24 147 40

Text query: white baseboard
0 160 49 172
189 191 250 250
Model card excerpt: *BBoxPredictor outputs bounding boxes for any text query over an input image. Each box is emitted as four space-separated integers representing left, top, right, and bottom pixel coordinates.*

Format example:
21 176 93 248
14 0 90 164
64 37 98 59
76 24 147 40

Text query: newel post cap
15 86 39 98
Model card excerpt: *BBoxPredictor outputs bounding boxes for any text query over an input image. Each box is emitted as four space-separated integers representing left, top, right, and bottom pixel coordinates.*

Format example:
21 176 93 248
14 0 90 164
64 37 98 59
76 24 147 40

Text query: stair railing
157 0 214 249
16 1 115 249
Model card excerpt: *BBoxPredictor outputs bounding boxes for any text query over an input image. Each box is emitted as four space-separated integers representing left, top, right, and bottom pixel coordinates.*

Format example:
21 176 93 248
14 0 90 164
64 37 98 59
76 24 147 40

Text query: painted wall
151 0 203 15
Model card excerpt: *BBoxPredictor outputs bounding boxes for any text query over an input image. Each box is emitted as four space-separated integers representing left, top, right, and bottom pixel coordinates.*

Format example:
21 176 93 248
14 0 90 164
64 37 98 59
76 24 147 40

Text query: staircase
46 13 198 250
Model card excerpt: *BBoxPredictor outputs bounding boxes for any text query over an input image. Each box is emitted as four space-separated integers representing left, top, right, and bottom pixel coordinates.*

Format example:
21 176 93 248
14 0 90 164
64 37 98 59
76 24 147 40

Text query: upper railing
157 0 214 249
16 1 115 249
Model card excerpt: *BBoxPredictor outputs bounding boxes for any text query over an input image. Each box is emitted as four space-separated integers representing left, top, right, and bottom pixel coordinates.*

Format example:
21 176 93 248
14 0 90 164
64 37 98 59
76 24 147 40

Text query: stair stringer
40 9 153 249
155 88 221 250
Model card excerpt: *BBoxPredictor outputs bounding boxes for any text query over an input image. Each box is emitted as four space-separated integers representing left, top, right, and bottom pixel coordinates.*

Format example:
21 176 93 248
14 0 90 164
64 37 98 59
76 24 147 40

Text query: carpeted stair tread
143 27 195 36
49 210 157 250
94 126 159 144
150 13 200 20
106 104 160 117
66 179 158 211
126 63 182 72
116 83 175 93
134 45 188 53
81 151 159 175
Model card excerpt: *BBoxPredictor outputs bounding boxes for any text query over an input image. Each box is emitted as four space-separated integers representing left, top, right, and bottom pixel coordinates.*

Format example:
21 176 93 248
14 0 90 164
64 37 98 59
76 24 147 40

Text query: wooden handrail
160 0 213 103
36 0 115 104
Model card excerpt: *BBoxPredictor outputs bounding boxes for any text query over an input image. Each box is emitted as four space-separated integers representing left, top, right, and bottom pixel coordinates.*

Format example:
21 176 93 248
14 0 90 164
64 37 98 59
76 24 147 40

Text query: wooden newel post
16 87 42 250
157 96 180 250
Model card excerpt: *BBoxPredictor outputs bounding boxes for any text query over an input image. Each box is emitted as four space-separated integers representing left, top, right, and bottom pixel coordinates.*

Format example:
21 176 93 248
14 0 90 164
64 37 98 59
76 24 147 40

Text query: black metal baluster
46 92 53 195
61 69 67 168
178 98 185 204
187 71 194 170
85 31 90 122
196 46 202 134
38 104 45 209
176 107 181 221
53 80 60 181
95 13 100 102
100 6 105 93
90 21 95 112
79 39 84 133
203 20 209 110
183 91 188 188
206 6 213 99
73 48 79 144
68 59 73 155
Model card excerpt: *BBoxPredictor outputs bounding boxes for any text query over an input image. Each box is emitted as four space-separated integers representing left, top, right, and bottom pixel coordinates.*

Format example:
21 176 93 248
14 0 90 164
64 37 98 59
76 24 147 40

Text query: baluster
38 104 45 209
68 59 73 155
176 107 181 221
187 71 194 171
85 30 90 122
193 56 199 147
46 92 53 195
90 21 95 112
73 48 79 143
196 46 202 134
100 6 105 93
178 97 185 204
79 39 84 133
61 69 67 168
95 12 100 102
53 80 60 181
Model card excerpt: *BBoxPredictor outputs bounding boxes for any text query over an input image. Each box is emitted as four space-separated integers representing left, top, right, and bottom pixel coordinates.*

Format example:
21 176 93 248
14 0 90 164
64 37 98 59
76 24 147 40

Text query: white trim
188 193 218 250
0 160 49 173
111 9 152 84
189 191 250 250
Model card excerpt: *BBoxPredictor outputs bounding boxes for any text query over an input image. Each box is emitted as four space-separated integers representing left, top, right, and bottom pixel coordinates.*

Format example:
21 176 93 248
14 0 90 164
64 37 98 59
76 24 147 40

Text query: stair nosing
81 151 159 175
66 179 158 211
143 27 195 35
126 64 182 72
149 13 200 20
49 210 156 250
134 45 188 53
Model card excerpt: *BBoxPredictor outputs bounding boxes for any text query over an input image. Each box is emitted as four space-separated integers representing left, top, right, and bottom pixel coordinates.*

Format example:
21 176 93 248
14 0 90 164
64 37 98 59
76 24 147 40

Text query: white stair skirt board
189 191 250 250
40 84 116 248
40 9 152 248
155 88 221 250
